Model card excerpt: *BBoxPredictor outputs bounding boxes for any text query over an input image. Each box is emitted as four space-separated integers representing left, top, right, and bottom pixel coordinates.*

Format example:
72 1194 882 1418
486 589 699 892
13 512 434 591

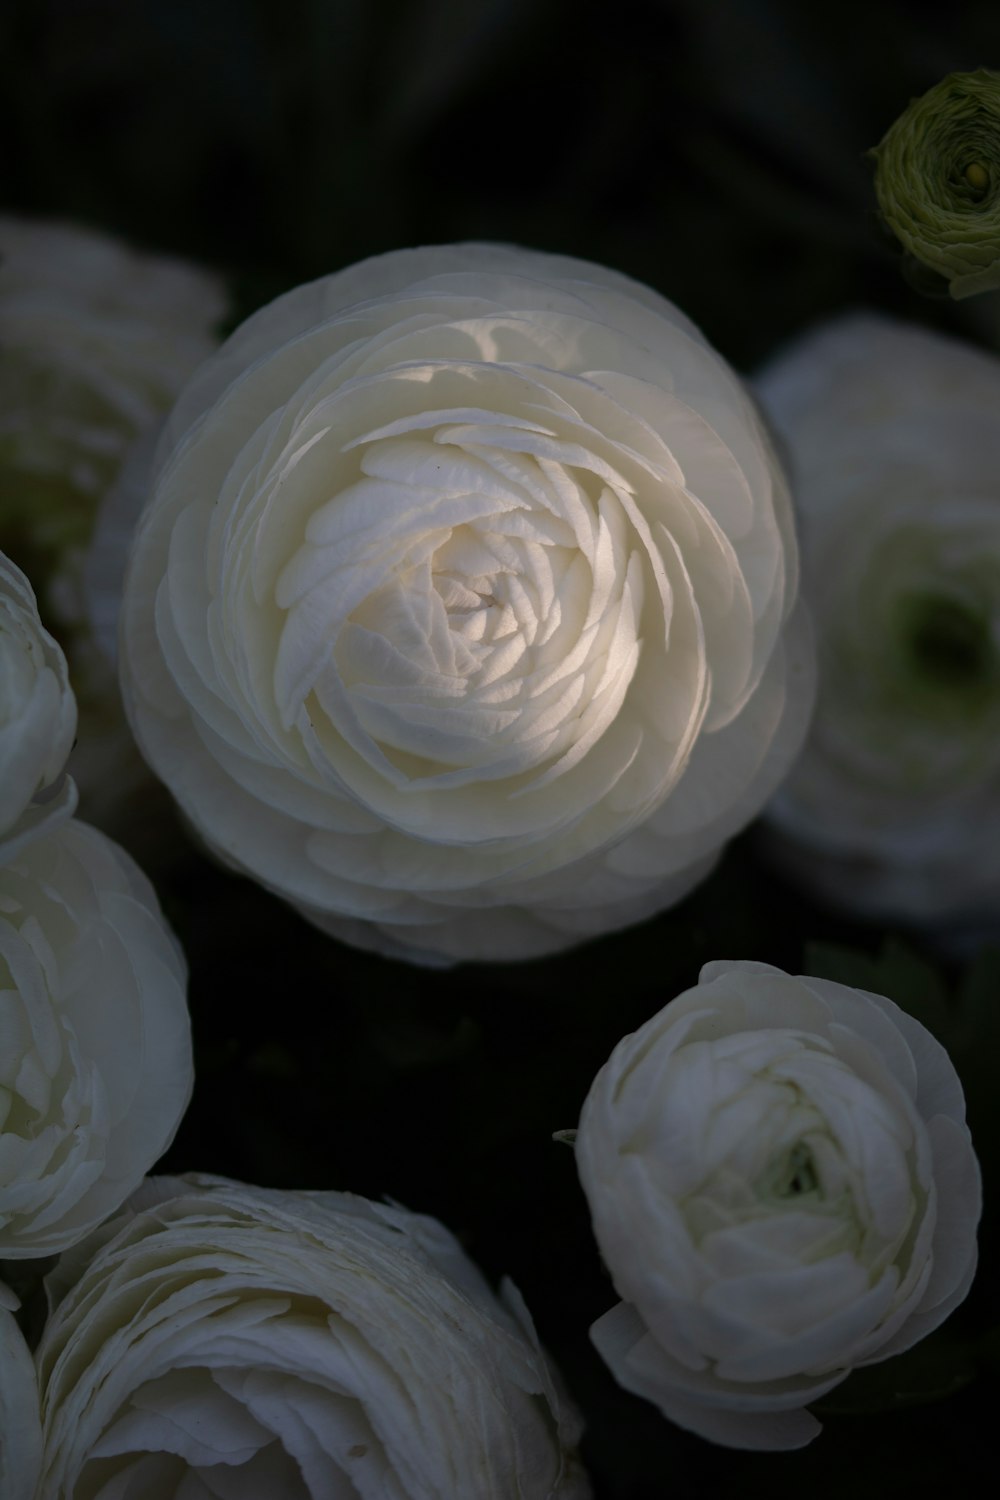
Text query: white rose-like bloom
0 820 192 1258
0 550 77 860
575 959 981 1450
758 314 1000 926
120 243 813 964
0 1288 42 1500
0 216 226 630
34 1174 590 1499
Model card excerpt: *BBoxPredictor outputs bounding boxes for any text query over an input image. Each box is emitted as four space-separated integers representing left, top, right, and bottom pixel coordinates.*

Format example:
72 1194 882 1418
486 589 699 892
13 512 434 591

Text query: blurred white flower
120 242 813 964
36 1174 590 1498
575 959 980 1449
0 216 226 632
0 550 77 860
758 314 1000 927
0 1288 42 1500
0 820 192 1258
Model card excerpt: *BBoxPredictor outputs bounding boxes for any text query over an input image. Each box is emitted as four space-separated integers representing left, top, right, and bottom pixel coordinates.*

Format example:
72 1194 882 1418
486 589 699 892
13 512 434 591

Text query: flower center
896 589 995 689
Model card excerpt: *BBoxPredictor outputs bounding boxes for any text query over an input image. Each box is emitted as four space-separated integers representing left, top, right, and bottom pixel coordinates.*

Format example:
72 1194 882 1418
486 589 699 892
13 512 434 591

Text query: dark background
4 2 1000 1494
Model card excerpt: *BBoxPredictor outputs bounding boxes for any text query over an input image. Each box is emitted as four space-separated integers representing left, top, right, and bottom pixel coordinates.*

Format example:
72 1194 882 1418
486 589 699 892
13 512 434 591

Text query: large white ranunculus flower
120 243 813 964
0 217 226 631
758 314 1000 927
0 550 77 859
35 1174 590 1499
0 1289 42 1500
0 820 192 1258
575 959 981 1450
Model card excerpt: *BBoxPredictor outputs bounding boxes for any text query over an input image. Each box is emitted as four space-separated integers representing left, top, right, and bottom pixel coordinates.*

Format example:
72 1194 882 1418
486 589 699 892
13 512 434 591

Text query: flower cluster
0 221 987 1482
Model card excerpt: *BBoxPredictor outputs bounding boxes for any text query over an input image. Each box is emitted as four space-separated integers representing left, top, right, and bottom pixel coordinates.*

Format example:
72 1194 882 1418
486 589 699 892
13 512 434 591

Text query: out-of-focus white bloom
0 1288 42 1500
0 216 226 630
35 1174 590 1498
575 959 981 1449
0 820 192 1258
120 242 813 965
0 550 77 860
758 314 1000 927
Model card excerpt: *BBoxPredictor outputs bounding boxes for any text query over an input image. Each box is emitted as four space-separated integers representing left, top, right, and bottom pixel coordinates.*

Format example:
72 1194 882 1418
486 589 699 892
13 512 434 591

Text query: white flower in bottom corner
575 959 981 1450
0 1289 42 1500
34 1175 591 1499
0 820 192 1258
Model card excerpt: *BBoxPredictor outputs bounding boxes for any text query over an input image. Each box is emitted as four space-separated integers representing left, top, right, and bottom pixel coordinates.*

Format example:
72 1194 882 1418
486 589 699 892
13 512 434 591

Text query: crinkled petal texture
0 819 192 1257
120 243 812 964
35 1174 591 1500
0 550 77 859
758 314 1000 926
1 1289 42 1500
871 69 1000 299
575 959 981 1450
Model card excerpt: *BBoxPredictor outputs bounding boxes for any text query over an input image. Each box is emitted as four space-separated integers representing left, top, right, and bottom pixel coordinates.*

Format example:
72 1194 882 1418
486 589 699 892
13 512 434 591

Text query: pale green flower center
894 588 996 693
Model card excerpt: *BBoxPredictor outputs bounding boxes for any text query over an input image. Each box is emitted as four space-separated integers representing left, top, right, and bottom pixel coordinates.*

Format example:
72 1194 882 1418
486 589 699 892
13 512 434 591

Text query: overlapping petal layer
0 821 192 1257
35 1175 590 1499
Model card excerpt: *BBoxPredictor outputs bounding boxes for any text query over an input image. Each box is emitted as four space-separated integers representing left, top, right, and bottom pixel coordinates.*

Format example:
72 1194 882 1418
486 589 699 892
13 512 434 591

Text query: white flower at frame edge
0 1287 42 1500
35 1174 591 1499
119 242 815 965
0 819 192 1258
757 314 1000 928
0 216 226 631
575 959 981 1450
0 550 77 860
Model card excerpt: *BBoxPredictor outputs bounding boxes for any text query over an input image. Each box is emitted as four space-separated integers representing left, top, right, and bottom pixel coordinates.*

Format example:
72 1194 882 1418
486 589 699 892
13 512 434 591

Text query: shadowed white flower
35 1174 591 1498
758 314 1000 928
0 1288 42 1500
575 959 980 1449
0 820 192 1258
120 243 813 964
0 216 226 631
0 550 77 860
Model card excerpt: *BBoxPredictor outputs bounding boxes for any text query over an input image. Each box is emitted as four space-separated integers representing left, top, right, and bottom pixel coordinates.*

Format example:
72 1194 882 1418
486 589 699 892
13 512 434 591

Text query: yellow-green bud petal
871 69 1000 299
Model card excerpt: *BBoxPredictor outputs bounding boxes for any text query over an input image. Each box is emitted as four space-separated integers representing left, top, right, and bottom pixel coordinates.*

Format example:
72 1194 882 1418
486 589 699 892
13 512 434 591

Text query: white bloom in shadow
0 1287 41 1500
120 243 813 964
0 217 226 633
0 550 77 860
575 960 980 1449
0 821 192 1258
35 1174 591 1498
758 314 1000 929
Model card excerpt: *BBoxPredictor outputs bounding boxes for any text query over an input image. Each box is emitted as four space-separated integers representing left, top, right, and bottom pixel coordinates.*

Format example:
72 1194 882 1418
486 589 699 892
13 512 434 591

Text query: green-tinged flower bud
871 69 1000 299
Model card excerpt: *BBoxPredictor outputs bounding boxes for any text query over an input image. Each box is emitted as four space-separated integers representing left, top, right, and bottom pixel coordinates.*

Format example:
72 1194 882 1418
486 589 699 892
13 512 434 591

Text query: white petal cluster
121 243 813 964
0 820 192 1258
0 1290 42 1500
0 217 226 624
758 314 1000 925
0 551 77 860
575 960 980 1449
35 1174 590 1499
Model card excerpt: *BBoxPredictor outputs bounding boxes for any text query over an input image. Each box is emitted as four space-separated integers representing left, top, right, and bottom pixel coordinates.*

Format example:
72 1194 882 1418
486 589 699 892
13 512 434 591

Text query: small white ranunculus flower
0 550 77 859
575 959 981 1450
758 314 1000 927
0 1288 42 1500
0 216 226 632
0 820 192 1258
120 243 813 964
35 1174 591 1498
